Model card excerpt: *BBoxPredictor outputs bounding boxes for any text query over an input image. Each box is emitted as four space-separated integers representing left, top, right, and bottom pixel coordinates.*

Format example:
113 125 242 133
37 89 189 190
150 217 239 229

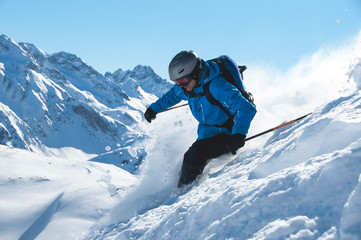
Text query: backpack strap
182 79 231 117
184 81 234 132
203 82 232 118
203 81 234 133
204 115 234 133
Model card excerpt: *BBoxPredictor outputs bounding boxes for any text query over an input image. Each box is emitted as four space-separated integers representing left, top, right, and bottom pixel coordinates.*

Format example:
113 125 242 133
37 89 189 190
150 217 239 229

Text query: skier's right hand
144 107 157 123
226 133 246 155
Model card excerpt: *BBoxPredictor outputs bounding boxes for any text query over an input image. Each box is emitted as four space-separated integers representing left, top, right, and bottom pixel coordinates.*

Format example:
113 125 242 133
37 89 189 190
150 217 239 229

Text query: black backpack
205 55 255 107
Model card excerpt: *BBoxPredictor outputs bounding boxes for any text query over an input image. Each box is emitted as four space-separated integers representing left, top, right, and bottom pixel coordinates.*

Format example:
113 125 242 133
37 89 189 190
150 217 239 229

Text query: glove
144 107 157 123
226 134 246 155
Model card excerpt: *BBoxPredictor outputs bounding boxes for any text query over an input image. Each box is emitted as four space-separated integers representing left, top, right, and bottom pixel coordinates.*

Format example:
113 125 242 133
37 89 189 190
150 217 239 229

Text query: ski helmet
168 51 202 81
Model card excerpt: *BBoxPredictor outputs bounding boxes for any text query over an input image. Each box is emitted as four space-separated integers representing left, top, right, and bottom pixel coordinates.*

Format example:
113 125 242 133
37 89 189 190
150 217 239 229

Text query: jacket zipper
200 104 206 122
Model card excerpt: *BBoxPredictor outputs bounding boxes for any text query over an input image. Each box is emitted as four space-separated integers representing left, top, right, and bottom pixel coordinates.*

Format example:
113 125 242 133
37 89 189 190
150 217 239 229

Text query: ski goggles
175 75 192 87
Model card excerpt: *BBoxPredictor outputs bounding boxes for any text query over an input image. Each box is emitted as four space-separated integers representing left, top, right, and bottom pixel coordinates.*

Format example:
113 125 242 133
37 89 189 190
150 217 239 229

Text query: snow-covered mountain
0 34 172 173
1 33 361 240
106 65 168 98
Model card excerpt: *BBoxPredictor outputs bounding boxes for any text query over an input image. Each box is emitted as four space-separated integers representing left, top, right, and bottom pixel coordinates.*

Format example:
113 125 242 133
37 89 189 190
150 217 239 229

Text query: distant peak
49 51 88 67
113 68 124 74
0 34 13 42
0 34 18 48
19 42 47 59
133 65 154 73
52 51 80 60
0 35 28 58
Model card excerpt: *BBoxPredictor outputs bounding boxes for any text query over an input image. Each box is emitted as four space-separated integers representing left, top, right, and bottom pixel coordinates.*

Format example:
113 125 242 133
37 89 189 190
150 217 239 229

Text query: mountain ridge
0 34 171 173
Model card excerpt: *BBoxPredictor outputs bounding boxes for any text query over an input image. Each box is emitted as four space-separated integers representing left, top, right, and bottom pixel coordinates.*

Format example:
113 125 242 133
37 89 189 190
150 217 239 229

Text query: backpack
205 55 255 108
187 55 255 132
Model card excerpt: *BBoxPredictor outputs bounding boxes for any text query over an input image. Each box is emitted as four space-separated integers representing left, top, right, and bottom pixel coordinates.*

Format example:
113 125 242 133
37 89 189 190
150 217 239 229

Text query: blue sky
1 0 361 79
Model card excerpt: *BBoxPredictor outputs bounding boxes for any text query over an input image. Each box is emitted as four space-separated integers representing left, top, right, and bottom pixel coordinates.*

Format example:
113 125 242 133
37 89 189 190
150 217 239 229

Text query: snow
0 145 138 240
1 34 169 171
341 173 361 239
1 32 361 239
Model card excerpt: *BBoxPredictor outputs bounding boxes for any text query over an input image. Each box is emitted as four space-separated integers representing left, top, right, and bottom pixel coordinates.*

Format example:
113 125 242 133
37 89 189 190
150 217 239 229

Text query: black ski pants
178 133 232 188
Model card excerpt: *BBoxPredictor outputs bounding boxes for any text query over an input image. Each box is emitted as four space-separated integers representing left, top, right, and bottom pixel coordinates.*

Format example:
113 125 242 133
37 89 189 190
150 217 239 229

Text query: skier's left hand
226 134 245 155
144 107 157 123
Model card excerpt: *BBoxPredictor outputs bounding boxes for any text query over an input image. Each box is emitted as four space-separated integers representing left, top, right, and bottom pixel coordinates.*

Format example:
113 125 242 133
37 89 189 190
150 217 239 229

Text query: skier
144 51 257 188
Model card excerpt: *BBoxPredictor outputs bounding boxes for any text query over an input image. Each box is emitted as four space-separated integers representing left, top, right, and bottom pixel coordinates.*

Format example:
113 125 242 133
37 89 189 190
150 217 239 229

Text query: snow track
19 192 64 240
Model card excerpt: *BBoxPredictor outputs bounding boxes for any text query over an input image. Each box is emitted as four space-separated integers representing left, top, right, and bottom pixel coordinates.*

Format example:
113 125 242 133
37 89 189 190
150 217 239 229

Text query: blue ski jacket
150 60 257 140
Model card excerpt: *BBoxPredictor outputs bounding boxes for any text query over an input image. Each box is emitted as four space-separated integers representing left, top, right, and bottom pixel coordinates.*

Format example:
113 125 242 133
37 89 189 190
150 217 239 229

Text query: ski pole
159 103 188 113
245 112 312 141
159 104 311 140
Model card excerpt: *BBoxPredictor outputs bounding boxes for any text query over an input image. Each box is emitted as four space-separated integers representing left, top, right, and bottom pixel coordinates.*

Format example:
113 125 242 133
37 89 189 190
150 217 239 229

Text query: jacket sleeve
208 77 257 136
150 85 188 113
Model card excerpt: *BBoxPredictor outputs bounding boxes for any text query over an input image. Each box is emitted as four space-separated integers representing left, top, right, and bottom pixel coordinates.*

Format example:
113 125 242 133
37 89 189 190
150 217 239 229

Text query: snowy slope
0 145 138 240
84 35 361 239
85 88 361 240
1 33 361 240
